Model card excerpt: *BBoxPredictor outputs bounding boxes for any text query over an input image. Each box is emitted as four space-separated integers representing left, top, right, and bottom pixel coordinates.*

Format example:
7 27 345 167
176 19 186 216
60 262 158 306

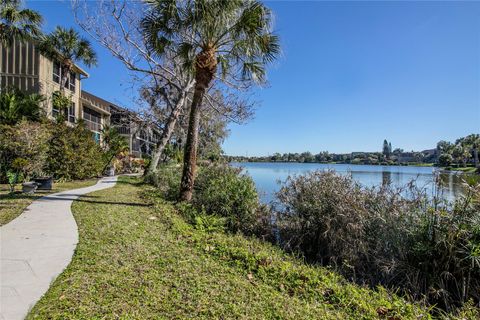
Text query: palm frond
38 26 97 68
0 0 43 45
142 0 279 84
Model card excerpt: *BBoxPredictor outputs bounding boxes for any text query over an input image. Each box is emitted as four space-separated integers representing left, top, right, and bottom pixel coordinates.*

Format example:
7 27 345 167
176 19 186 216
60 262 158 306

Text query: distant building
79 91 112 143
109 103 160 158
351 152 376 159
397 152 416 163
421 148 438 163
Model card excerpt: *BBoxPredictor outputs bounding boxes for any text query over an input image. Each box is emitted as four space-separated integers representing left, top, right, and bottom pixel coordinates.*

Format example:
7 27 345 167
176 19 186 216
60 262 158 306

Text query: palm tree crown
142 0 280 85
39 26 97 90
0 0 43 46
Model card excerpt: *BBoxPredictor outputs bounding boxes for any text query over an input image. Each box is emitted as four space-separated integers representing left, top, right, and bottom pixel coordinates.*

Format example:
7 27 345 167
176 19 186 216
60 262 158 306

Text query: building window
67 102 75 123
69 72 76 92
53 61 61 84
83 107 102 133
52 92 60 117
52 62 77 93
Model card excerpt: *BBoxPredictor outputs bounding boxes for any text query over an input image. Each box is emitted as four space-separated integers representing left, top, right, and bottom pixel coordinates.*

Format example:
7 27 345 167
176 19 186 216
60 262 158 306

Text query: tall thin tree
142 0 280 200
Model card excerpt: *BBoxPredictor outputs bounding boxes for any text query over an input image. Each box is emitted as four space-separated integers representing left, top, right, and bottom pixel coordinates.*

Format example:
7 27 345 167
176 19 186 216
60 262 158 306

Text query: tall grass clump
276 170 480 312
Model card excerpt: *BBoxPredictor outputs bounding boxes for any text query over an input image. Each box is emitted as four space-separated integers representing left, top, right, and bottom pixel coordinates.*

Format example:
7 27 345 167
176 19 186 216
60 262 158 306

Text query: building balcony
84 119 102 133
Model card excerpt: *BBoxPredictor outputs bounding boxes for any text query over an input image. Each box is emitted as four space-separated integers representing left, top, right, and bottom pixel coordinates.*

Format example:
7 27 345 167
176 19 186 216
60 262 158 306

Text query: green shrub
45 121 105 180
276 170 480 312
145 164 264 235
176 202 226 233
193 164 259 233
144 165 182 201
7 158 28 191
0 121 51 182
6 169 23 193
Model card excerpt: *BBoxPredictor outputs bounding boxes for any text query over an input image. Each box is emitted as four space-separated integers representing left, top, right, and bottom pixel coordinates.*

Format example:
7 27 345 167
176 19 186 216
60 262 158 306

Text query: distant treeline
436 134 479 168
226 135 480 168
226 149 437 166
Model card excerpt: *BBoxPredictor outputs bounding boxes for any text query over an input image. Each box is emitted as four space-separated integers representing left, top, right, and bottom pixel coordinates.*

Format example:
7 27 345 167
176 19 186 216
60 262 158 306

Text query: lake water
230 162 468 203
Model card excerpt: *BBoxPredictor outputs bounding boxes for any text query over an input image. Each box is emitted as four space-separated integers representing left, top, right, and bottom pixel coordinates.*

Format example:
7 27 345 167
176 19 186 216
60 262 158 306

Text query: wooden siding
0 39 39 92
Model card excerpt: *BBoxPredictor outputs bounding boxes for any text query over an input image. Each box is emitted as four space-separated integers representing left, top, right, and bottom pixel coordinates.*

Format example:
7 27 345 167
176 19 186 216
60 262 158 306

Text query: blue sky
28 1 480 155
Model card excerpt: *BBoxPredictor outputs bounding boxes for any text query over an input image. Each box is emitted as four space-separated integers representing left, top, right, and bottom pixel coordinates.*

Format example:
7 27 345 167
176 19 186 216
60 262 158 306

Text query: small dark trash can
34 177 53 190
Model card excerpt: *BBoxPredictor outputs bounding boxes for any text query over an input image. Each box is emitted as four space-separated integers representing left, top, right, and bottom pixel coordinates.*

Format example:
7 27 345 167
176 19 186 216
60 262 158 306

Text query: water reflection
381 170 391 187
231 162 474 203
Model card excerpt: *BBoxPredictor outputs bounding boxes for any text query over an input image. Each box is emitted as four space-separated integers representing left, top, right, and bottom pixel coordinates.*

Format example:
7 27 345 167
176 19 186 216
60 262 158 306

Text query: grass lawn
445 167 478 173
27 176 480 319
0 179 98 226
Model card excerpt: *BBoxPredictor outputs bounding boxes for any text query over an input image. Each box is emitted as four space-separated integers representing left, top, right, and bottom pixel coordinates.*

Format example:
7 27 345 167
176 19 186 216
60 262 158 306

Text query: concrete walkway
0 176 117 320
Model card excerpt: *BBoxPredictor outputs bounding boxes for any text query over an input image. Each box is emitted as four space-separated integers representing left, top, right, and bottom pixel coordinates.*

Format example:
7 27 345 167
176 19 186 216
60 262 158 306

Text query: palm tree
452 143 470 168
0 88 43 125
101 125 129 174
38 26 97 92
142 0 280 201
0 0 42 46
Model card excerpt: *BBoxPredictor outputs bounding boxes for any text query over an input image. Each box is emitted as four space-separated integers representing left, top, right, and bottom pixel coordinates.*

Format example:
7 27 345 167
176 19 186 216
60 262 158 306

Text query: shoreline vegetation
141 164 480 317
28 176 480 319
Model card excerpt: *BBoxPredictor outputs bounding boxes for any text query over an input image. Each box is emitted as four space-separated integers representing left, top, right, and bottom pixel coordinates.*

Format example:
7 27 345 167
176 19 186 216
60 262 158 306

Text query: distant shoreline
229 160 435 168
229 161 479 174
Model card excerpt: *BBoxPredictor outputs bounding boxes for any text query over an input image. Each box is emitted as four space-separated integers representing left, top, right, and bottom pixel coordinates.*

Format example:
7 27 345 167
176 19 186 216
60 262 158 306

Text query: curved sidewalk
0 176 118 320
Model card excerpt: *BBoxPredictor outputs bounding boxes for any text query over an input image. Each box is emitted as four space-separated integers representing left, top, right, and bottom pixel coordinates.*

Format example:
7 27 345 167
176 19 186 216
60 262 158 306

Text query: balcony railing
115 126 131 135
84 120 102 133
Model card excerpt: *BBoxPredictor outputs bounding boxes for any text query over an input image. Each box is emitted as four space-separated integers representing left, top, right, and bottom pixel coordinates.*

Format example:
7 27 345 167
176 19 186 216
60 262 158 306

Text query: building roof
80 90 113 115
72 64 89 77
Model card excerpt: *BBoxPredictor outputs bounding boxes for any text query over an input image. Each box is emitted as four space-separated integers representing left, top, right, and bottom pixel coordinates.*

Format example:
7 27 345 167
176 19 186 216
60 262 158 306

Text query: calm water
231 162 468 203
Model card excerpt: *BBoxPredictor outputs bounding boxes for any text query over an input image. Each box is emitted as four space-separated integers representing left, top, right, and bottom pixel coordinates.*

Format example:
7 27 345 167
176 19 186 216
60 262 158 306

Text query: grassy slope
0 179 98 226
28 177 476 319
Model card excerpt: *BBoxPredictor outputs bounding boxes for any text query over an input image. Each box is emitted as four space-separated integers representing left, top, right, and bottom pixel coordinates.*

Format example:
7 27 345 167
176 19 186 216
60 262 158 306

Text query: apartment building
1 39 86 123
80 90 160 158
1 39 158 158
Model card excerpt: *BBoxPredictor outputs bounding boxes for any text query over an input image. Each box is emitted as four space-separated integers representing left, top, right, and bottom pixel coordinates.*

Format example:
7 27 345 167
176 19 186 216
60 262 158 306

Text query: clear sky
27 1 480 155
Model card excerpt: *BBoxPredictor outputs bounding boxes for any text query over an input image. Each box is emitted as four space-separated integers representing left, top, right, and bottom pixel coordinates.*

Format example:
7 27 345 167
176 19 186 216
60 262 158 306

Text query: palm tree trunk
57 64 71 118
102 153 116 175
147 82 193 173
179 48 217 201
61 72 69 91
60 62 72 93
179 85 205 201
474 148 479 168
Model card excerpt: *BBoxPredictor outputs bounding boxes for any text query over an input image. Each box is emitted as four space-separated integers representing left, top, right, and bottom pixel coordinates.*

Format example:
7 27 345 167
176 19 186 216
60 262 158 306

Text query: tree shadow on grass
37 195 152 207
114 177 146 186
0 193 99 201
0 193 39 201
75 198 152 207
